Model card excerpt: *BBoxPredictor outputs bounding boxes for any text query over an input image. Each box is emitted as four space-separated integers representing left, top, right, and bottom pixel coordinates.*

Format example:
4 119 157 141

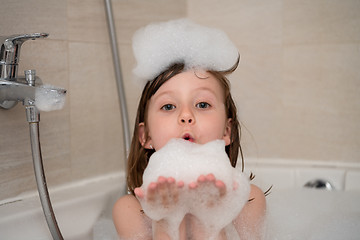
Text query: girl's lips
182 133 194 142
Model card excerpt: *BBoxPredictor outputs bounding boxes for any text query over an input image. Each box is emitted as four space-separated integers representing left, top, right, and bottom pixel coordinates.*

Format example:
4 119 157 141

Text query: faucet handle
1 33 49 64
3 33 49 45
0 33 49 80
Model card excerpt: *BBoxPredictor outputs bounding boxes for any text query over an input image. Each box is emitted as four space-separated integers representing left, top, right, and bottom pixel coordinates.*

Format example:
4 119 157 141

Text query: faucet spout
0 78 36 105
0 69 66 111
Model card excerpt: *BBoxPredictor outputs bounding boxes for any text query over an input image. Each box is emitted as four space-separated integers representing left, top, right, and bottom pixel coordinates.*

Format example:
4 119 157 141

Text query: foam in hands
139 139 250 239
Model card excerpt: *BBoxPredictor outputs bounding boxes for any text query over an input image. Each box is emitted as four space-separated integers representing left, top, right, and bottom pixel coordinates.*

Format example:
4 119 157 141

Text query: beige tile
0 0 67 40
118 44 143 128
283 0 325 45
21 40 71 185
112 0 187 44
280 43 360 161
69 42 124 180
322 0 360 44
284 0 360 45
68 0 186 43
19 40 69 89
282 45 325 110
188 0 283 45
231 45 283 158
0 105 70 201
67 0 109 43
321 44 360 115
0 104 36 199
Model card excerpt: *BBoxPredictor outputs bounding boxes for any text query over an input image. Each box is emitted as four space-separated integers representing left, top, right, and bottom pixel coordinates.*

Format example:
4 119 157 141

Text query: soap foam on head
132 19 239 84
139 139 250 239
35 84 66 112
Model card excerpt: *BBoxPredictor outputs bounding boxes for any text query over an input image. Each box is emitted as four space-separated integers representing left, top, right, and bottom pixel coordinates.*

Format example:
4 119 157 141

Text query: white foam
132 19 239 84
35 84 66 112
138 139 250 238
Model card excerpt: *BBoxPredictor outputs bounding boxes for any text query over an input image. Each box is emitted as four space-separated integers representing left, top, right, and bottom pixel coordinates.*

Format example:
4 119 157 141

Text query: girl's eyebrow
196 87 218 96
152 90 175 102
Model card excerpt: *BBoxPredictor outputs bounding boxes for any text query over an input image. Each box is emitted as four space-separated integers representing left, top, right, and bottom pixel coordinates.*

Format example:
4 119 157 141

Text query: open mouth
182 133 194 142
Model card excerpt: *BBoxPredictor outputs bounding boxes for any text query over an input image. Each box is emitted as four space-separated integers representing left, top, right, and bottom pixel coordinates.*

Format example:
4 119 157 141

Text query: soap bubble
132 19 239 84
35 84 66 112
139 139 250 238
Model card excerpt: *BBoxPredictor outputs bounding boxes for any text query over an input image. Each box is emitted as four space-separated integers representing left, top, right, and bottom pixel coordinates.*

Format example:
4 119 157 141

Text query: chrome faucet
0 33 48 80
0 33 66 112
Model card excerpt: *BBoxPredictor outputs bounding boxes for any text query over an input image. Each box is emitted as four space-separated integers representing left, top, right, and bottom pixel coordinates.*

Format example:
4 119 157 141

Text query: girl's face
139 70 231 151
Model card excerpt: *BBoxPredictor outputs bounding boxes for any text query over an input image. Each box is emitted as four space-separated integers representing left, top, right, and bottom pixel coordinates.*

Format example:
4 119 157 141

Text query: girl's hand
135 177 186 240
135 176 184 209
188 173 227 207
187 173 230 239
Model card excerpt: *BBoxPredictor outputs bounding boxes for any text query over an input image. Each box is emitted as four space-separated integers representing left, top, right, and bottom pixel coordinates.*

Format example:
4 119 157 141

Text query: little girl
113 19 266 239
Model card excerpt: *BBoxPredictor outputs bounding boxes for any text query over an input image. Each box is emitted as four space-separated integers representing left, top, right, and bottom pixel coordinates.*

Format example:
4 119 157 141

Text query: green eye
161 104 176 111
196 102 210 109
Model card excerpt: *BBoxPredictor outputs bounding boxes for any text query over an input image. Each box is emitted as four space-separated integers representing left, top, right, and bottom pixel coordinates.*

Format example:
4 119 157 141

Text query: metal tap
0 33 52 110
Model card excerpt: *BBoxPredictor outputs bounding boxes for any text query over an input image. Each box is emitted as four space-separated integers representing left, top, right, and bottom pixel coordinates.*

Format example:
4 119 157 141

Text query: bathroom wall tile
284 0 360 45
69 42 124 180
0 0 67 40
230 45 284 159
280 45 342 161
117 44 142 129
20 40 71 188
111 0 187 44
283 0 324 45
321 0 360 44
282 44 360 115
188 0 283 45
19 40 69 90
0 104 37 200
68 0 186 44
67 0 109 43
280 43 360 162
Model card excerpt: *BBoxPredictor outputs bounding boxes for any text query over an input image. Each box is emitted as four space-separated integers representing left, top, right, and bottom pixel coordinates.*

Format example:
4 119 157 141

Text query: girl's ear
138 122 152 149
223 118 232 146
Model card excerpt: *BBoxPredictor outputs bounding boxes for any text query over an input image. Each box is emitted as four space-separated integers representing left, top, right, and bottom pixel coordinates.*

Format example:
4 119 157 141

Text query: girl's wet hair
126 58 244 195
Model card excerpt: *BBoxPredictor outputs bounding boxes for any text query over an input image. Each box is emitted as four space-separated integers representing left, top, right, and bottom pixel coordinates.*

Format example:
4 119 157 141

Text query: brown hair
126 59 243 195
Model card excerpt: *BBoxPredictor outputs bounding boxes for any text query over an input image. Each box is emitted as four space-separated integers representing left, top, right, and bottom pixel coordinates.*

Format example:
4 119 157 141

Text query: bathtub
0 160 359 240
0 172 125 240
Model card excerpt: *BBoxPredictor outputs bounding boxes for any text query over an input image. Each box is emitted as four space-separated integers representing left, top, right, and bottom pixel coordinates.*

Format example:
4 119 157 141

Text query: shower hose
27 105 64 240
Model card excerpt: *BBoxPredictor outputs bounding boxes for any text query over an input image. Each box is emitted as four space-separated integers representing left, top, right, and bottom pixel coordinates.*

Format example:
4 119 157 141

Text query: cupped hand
188 173 227 207
135 176 184 209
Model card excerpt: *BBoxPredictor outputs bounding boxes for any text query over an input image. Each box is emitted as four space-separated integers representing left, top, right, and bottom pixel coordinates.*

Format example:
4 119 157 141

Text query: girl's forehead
158 70 221 92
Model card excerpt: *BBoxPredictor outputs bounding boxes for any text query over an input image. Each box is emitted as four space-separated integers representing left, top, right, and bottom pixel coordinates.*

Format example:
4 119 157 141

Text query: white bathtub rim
2 158 359 206
0 171 125 207
244 157 360 170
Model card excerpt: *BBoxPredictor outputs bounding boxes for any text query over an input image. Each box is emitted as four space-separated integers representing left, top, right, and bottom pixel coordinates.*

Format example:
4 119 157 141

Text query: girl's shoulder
113 194 142 221
114 193 139 207
246 184 267 217
249 184 266 205
113 194 151 238
233 184 267 238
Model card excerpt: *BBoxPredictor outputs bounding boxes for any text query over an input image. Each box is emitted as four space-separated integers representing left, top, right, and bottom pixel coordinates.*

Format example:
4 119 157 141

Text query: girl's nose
179 108 195 125
180 117 193 124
